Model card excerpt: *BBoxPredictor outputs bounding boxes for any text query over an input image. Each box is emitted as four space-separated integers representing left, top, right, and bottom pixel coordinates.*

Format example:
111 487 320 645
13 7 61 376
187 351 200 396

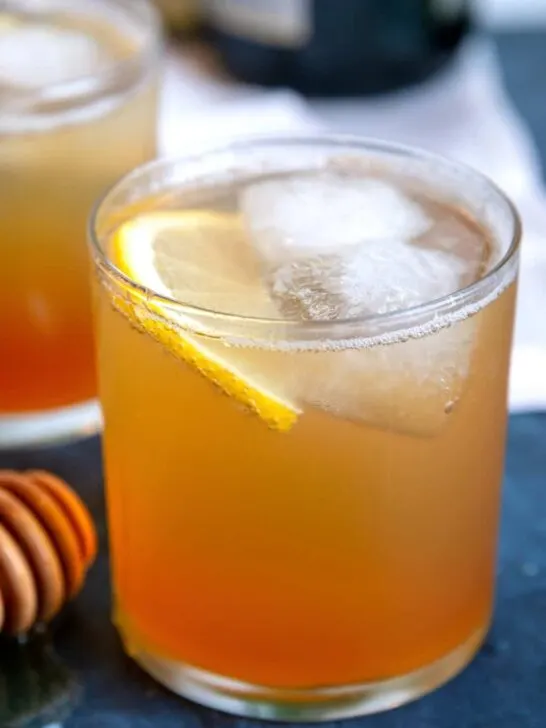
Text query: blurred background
154 0 546 415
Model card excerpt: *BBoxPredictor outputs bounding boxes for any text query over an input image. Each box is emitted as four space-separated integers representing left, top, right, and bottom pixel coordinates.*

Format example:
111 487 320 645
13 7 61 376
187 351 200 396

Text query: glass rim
0 0 162 115
89 134 521 340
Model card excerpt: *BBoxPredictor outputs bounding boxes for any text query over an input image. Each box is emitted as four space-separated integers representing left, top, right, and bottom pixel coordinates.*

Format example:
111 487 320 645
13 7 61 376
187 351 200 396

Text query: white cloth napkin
160 46 319 151
160 39 546 412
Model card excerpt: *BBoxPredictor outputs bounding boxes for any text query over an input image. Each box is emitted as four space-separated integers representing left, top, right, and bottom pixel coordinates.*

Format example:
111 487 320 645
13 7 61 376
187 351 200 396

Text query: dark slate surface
0 31 545 728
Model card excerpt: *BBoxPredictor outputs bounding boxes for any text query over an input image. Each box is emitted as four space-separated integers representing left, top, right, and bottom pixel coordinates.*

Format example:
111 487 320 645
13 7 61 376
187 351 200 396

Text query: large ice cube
240 175 468 320
417 214 488 286
241 174 479 435
296 318 477 437
270 239 468 320
240 175 431 265
0 25 109 88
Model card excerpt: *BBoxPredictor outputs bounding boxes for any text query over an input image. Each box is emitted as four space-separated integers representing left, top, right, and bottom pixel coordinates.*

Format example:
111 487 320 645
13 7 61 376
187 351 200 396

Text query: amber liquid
97 270 515 688
0 14 157 414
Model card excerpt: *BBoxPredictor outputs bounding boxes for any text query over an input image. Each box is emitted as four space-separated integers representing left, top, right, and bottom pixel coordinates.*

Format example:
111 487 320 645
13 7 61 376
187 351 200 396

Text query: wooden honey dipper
0 470 97 635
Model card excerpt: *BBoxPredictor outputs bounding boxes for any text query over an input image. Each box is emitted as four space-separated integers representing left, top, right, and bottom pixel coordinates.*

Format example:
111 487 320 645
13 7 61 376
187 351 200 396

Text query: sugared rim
89 134 521 341
0 0 162 117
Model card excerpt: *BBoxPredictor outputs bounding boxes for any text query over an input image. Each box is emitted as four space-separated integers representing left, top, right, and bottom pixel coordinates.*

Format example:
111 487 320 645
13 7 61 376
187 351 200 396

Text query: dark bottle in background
206 0 472 96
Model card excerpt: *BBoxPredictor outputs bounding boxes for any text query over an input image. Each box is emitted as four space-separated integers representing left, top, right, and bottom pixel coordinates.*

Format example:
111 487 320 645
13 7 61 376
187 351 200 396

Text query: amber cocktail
91 138 519 720
0 0 161 447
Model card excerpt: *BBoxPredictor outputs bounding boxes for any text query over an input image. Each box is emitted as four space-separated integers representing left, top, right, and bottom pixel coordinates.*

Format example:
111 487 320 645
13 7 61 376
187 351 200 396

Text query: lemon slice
110 210 299 432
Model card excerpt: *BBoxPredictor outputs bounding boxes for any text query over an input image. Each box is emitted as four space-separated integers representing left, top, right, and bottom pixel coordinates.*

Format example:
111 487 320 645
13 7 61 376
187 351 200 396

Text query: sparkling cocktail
91 139 519 720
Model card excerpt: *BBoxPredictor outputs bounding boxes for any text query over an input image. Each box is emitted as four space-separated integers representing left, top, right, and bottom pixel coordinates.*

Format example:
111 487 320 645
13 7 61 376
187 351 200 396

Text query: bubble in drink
0 25 109 88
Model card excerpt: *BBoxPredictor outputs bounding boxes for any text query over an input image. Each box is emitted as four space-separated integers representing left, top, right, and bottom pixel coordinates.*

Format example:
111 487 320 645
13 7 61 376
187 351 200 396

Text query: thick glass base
0 399 102 449
126 627 486 722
